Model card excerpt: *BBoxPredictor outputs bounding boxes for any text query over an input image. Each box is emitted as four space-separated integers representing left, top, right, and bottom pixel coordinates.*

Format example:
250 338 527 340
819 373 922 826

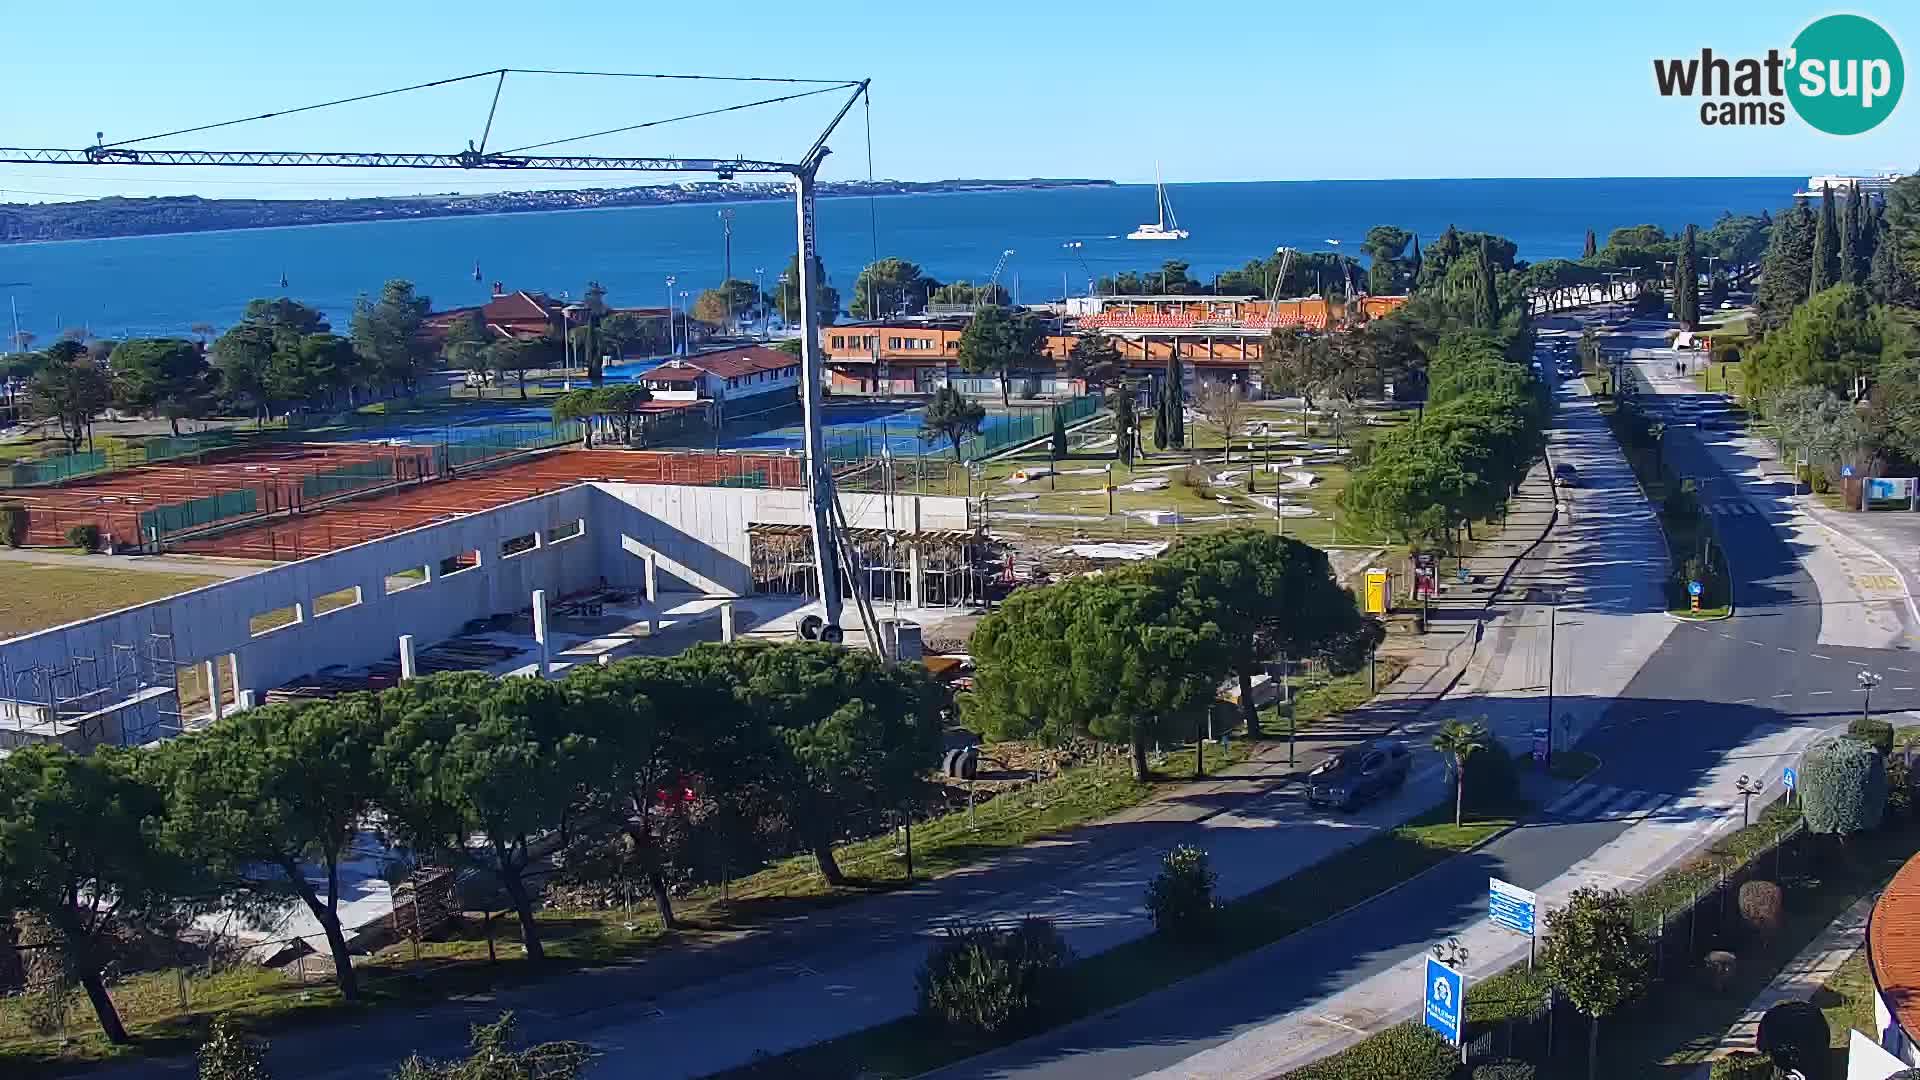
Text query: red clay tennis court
1 443 435 548
169 449 806 560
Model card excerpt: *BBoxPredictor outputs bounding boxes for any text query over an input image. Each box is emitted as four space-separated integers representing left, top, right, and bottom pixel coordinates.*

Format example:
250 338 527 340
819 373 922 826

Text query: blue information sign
1489 877 1538 937
1842 464 1856 478
1687 580 1703 597
1424 956 1464 1046
1784 766 1797 792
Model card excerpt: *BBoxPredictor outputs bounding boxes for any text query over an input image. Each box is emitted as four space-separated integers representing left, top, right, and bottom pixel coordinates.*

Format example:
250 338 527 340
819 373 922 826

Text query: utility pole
665 275 677 356
754 266 767 340
1545 588 1558 766
718 208 735 334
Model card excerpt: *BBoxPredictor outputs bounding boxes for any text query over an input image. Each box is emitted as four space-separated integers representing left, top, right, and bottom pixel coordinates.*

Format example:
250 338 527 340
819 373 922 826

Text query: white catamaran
1128 164 1189 241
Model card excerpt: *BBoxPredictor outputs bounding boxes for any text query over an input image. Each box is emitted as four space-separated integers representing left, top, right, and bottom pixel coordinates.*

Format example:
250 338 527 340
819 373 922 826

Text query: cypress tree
1583 228 1598 259
1408 235 1422 293
1152 359 1169 450
1164 351 1185 448
1870 210 1914 305
1756 198 1816 325
1472 238 1499 330
1676 224 1700 330
1839 184 1862 286
1811 184 1838 295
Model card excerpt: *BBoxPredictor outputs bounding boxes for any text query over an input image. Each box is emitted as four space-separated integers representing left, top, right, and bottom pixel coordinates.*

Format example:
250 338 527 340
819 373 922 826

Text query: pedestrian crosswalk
1543 784 1674 822
1704 499 1766 517
1542 783 1737 829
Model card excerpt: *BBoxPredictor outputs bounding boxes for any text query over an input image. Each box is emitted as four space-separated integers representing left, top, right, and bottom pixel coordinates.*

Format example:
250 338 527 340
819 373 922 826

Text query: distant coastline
0 178 1115 245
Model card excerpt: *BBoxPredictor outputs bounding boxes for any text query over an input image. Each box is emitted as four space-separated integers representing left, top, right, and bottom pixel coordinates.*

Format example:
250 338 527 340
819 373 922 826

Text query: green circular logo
1787 14 1904 135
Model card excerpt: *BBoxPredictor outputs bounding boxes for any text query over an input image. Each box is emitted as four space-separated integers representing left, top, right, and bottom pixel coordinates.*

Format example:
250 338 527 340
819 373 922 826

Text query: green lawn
719 801 1520 1080
0 562 222 639
1816 947 1877 1070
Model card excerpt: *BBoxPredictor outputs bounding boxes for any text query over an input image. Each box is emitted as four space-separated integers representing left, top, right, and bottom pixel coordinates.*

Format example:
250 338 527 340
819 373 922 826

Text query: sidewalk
0 545 268 578
1690 890 1878 1076
101 466 1567 1079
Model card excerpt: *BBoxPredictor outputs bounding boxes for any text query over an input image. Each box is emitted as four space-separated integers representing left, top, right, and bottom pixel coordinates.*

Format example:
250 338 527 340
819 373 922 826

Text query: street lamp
679 291 690 350
665 275 678 355
1735 773 1765 827
1860 670 1882 720
1431 936 1470 969
754 266 767 340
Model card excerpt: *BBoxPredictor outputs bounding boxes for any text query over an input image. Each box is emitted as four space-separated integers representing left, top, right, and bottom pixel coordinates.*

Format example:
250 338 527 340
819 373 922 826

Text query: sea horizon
1 175 1807 341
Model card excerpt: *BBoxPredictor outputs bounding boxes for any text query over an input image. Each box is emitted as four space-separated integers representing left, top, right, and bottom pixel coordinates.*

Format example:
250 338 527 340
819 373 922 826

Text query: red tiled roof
483 290 560 322
1873 852 1920 1046
654 346 798 381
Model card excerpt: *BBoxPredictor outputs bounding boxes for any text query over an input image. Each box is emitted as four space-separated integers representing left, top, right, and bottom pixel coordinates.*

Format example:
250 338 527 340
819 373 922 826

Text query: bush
1801 736 1888 838
1811 469 1832 494
1289 1021 1457 1080
1710 1050 1778 1080
1463 745 1521 812
1756 999 1829 1077
916 917 1072 1036
1848 717 1895 757
1890 754 1914 823
1702 949 1739 991
0 504 26 547
1737 881 1784 943
1472 1061 1535 1080
1145 844 1218 941
197 1016 272 1080
65 523 100 552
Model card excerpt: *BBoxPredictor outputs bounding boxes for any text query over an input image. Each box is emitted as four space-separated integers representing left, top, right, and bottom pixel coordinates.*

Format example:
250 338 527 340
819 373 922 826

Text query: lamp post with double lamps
1860 670 1882 720
1735 773 1765 827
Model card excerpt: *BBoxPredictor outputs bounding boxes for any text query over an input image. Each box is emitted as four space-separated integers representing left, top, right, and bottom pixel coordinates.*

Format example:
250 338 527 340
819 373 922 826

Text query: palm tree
1432 719 1491 827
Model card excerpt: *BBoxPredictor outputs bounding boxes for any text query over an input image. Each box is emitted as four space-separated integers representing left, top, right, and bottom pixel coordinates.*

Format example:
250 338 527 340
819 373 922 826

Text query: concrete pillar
643 554 659 603
399 635 417 681
203 660 224 722
532 590 551 678
720 600 736 643
909 544 924 608
226 652 245 709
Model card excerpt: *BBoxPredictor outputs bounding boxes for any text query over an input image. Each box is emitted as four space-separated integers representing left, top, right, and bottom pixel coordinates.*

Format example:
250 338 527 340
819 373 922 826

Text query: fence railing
4 429 237 487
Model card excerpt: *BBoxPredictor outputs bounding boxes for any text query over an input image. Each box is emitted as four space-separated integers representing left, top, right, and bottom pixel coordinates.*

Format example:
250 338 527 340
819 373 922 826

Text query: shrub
1710 1050 1778 1080
1737 881 1784 944
65 523 101 552
1756 999 1829 1077
197 1017 272 1080
1463 745 1520 812
1472 1061 1535 1080
1145 844 1218 941
1288 1021 1456 1080
1890 754 1914 823
1848 717 1895 757
916 917 1072 1036
1801 735 1888 838
1811 470 1831 494
1702 949 1738 991
0 504 25 547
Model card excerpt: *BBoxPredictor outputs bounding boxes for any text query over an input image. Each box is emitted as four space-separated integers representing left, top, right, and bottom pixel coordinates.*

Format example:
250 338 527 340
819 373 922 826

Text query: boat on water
472 259 482 282
1127 164 1188 241
278 270 288 289
1796 172 1905 197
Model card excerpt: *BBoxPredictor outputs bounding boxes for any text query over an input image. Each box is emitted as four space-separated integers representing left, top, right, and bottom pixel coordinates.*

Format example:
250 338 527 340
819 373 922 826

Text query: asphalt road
937 316 1908 1080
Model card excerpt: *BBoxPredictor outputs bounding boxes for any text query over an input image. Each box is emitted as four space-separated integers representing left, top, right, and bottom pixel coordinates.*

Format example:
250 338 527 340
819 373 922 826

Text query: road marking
1809 690 1835 696
1746 640 1767 647
1773 692 1795 698
1896 687 1915 692
1735 697 1757 704
1778 647 1796 654
1812 654 1834 660
1849 660 1869 667
1893 668 1913 674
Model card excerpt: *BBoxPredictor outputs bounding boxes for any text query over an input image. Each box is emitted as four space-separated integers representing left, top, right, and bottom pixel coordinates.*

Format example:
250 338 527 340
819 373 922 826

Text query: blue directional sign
1424 956 1464 1046
1687 580 1703 597
1783 766 1797 793
1842 464 1856 478
1489 877 1538 937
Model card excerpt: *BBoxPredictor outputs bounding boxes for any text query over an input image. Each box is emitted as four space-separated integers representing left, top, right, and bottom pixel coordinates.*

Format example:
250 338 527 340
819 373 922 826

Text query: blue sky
1 0 1915 200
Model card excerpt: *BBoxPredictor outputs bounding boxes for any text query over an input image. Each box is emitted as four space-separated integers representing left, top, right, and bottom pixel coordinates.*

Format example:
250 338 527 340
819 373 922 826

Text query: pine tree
1676 224 1700 330
1583 228 1598 259
1811 184 1838 295
1471 238 1499 330
1756 198 1816 326
1839 184 1863 286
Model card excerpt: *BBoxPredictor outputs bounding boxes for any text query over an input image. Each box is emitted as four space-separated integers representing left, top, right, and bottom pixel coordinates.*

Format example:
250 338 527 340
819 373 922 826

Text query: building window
831 335 845 349
888 336 902 349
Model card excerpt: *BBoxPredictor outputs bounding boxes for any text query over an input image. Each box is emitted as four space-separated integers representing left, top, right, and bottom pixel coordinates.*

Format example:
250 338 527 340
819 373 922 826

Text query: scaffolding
748 524 988 608
0 620 182 750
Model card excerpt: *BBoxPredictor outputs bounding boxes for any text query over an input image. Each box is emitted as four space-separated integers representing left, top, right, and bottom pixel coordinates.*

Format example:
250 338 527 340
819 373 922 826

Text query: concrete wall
1 485 599 724
1 480 973 744
590 483 972 596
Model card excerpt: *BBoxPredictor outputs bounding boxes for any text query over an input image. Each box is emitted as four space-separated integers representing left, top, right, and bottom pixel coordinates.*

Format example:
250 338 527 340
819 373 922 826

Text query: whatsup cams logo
1653 13 1903 133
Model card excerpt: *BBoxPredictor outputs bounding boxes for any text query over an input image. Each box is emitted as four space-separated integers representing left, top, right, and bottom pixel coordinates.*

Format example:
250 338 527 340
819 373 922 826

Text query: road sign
1489 878 1538 937
1842 464 1856 478
1423 956 1464 1046
1784 766 1797 793
1687 580 1703 597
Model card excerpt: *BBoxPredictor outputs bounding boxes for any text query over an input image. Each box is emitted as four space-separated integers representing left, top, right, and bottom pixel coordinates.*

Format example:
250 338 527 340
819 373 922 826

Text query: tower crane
0 70 888 654
983 248 1015 307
